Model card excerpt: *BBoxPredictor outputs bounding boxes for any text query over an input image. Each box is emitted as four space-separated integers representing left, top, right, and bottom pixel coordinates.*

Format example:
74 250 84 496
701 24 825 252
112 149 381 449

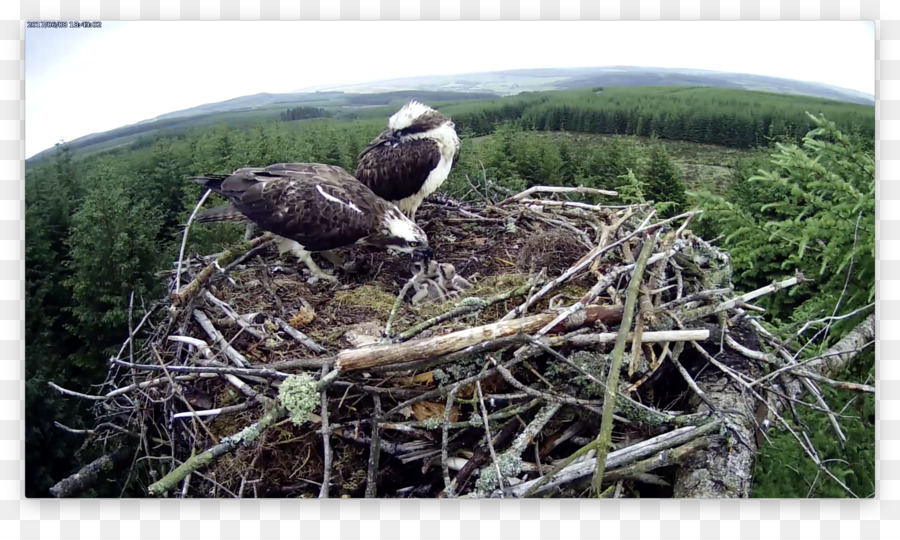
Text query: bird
406 260 474 306
436 262 473 293
355 101 461 221
193 162 432 283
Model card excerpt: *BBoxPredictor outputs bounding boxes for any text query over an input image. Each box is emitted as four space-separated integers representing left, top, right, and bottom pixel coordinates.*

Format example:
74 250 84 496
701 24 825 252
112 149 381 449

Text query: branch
50 452 131 497
505 421 721 498
592 233 658 492
171 233 274 308
175 189 212 294
335 305 623 372
497 185 618 206
147 370 340 496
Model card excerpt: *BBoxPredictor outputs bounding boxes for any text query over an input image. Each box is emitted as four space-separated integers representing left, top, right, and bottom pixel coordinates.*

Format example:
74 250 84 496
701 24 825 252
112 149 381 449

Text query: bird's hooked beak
413 247 434 263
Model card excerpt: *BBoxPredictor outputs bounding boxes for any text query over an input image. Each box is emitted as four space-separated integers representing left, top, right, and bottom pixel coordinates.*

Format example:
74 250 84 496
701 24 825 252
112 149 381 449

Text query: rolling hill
26 66 873 164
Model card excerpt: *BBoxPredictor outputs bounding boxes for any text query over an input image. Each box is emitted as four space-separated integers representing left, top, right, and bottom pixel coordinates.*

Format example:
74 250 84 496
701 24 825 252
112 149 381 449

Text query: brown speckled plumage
354 102 461 218
194 162 420 252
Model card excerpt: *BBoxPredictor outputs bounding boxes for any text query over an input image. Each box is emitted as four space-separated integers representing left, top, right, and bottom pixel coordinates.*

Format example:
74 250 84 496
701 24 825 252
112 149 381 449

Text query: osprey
193 163 431 282
355 101 461 220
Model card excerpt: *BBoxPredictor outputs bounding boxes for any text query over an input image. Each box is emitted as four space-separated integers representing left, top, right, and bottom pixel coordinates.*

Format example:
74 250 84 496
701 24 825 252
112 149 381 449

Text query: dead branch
497 185 618 206
171 233 274 308
148 369 339 496
336 305 623 372
175 189 212 294
50 452 132 498
508 421 722 498
592 233 657 492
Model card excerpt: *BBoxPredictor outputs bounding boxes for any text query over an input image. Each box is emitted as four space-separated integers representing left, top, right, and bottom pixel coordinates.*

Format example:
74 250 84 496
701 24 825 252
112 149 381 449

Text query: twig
603 436 710 483
172 403 255 420
319 364 333 499
203 291 267 340
394 278 540 342
171 233 274 308
275 317 327 355
497 185 618 206
192 310 251 367
176 189 212 294
441 387 460 497
513 421 722 498
147 369 340 496
364 395 382 498
384 279 416 338
679 273 806 323
476 381 505 496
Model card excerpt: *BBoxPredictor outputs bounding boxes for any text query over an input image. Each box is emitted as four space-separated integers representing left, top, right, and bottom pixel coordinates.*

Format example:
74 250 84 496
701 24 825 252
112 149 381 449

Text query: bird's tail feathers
195 204 247 224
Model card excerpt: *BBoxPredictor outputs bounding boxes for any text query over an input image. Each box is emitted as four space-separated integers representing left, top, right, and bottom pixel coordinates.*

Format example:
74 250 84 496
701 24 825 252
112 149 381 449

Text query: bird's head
387 101 453 139
369 208 432 261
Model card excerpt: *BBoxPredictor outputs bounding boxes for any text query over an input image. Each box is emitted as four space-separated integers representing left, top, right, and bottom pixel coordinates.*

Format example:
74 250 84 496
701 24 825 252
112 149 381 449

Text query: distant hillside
27 89 498 163
297 66 874 106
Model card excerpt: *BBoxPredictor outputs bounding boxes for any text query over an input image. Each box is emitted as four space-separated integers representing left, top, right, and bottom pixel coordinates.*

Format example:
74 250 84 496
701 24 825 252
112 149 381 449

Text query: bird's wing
354 137 442 202
232 164 382 252
356 130 394 160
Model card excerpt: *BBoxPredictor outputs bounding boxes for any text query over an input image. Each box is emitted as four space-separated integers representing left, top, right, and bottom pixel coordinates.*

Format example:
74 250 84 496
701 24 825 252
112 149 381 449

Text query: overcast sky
26 20 874 158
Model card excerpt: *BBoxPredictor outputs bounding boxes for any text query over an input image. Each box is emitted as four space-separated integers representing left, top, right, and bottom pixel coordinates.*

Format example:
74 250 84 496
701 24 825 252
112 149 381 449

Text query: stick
192 310 251 368
476 381 505 496
497 185 618 206
679 274 806 323
384 279 416 338
172 403 255 420
50 452 131 497
440 387 460 497
203 291 267 340
394 278 540 342
591 233 658 493
510 421 721 498
335 305 623 372
603 436 710 483
175 189 212 294
147 369 340 496
275 317 327 355
364 395 382 498
171 233 274 308
319 364 333 499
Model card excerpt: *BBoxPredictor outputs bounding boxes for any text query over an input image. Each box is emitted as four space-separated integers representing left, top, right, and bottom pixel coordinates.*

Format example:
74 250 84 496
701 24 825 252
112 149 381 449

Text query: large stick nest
69 188 782 499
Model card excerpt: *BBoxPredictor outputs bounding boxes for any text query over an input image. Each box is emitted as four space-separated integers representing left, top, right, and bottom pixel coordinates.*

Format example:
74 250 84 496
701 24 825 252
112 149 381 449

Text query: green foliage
280 106 330 121
65 165 164 347
752 359 875 498
443 87 873 149
641 143 687 217
691 115 874 497
692 114 874 334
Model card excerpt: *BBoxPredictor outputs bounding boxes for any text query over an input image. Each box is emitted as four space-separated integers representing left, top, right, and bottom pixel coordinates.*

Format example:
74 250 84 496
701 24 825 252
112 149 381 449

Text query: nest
61 186 790 499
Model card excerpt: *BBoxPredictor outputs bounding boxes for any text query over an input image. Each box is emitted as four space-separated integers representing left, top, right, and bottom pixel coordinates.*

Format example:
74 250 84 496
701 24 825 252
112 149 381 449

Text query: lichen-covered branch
171 233 274 308
147 370 339 496
591 233 658 492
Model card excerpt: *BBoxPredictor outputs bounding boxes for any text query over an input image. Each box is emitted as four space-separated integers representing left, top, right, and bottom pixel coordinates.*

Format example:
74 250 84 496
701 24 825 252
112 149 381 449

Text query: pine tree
65 166 163 350
641 144 687 217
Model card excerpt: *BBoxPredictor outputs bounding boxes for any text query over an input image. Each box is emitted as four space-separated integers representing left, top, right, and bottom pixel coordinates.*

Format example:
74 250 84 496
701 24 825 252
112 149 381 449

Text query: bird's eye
409 241 419 248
